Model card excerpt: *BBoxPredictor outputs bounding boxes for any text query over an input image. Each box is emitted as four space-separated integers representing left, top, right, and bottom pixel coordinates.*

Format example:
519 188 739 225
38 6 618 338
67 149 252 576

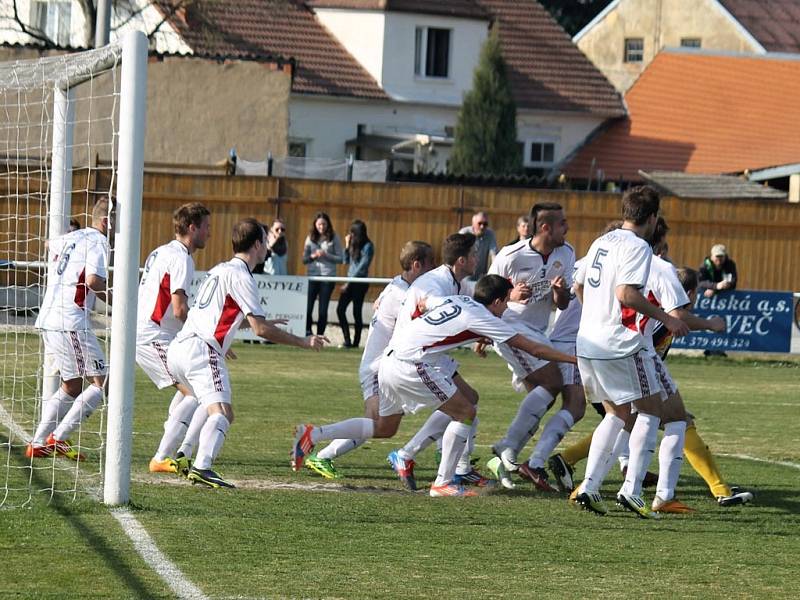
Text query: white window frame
414 26 452 79
524 139 557 167
624 37 644 63
31 0 72 47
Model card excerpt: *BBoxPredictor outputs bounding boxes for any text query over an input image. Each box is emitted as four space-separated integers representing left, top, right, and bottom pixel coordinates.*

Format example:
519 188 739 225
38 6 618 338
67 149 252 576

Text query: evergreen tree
450 27 522 177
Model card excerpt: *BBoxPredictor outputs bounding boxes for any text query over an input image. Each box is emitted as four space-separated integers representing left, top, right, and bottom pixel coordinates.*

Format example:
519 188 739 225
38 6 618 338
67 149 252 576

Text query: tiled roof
474 0 625 116
156 0 388 99
719 0 800 53
305 1 490 20
563 50 800 181
640 170 787 199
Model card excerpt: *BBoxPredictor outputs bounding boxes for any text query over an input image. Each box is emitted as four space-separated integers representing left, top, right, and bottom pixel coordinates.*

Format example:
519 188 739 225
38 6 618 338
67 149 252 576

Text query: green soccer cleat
617 492 660 519
305 453 340 479
187 466 235 489
574 490 609 515
175 452 192 478
486 456 515 489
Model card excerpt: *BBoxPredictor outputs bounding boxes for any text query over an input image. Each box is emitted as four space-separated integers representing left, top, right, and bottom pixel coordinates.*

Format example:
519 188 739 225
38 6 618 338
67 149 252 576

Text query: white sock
178 403 209 459
593 428 629 488
455 416 479 476
656 421 687 501
194 413 230 470
317 438 366 460
52 385 103 440
581 414 625 494
613 429 631 472
434 421 471 486
529 409 574 469
154 396 198 461
400 410 450 460
313 418 374 443
33 389 74 445
501 387 553 454
167 390 184 416
621 412 660 497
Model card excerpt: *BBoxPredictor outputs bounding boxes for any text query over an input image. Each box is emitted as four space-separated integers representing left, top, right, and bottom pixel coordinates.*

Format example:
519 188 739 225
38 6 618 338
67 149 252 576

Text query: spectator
263 218 288 275
699 244 737 298
337 219 374 348
303 212 343 335
68 218 81 232
458 211 497 281
507 215 531 246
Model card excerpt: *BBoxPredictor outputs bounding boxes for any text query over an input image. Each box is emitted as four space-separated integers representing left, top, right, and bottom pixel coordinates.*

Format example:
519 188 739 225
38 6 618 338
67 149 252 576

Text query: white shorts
552 340 581 387
42 329 107 380
378 353 457 417
578 349 661 405
494 322 552 384
167 336 231 405
360 371 379 401
136 340 178 389
651 351 678 397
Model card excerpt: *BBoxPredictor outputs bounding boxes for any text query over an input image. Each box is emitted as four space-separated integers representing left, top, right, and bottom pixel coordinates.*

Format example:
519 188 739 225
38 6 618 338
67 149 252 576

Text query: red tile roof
306 1 490 20
720 0 800 53
563 50 800 181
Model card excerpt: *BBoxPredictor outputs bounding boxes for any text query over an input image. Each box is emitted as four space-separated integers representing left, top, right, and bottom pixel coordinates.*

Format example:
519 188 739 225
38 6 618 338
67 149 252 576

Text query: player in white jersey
572 187 689 519
291 275 577 496
487 203 574 491
135 203 211 475
27 198 112 461
304 241 435 479
167 219 326 488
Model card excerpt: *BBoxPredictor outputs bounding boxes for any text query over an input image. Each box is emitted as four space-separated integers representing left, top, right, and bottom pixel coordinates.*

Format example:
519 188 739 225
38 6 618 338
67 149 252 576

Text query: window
528 141 555 165
681 38 702 48
288 141 307 158
624 38 644 63
31 1 72 47
414 27 451 78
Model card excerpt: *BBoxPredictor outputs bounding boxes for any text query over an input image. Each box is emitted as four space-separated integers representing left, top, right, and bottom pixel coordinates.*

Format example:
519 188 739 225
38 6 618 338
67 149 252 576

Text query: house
1 1 624 174
560 49 800 199
574 0 800 93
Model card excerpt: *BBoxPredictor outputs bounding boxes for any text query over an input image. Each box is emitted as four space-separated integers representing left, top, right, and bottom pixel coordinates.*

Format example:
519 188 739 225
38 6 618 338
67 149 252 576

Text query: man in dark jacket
699 244 737 298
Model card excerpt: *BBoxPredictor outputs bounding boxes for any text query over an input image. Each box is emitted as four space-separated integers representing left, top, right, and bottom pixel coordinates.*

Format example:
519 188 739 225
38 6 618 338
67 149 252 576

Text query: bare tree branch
12 0 57 48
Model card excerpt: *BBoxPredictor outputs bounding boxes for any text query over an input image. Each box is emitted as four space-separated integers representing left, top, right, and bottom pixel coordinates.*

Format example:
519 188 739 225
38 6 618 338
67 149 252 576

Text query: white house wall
313 8 386 84
517 111 607 167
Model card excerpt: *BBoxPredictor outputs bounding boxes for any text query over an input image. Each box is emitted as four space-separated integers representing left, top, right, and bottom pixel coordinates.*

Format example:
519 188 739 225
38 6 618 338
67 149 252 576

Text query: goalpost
0 31 146 508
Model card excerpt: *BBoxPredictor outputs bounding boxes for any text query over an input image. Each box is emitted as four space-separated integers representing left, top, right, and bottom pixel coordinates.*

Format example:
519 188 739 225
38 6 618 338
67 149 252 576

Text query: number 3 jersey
137 240 195 344
389 295 514 363
35 227 109 332
177 257 265 355
575 228 652 359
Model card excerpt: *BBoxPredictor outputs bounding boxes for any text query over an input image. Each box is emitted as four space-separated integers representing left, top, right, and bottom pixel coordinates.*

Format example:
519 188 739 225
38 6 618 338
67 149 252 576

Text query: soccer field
3 345 799 599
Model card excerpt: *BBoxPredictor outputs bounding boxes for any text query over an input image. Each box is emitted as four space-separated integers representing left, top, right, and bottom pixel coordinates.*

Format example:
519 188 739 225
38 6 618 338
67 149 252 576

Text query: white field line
719 453 800 470
0 404 207 600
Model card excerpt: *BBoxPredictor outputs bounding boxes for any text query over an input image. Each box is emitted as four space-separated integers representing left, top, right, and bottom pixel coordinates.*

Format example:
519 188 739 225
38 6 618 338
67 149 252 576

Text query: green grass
2 346 799 599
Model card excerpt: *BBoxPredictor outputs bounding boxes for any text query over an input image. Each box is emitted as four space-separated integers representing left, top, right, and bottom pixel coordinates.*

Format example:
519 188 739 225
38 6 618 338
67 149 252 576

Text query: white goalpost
0 31 146 508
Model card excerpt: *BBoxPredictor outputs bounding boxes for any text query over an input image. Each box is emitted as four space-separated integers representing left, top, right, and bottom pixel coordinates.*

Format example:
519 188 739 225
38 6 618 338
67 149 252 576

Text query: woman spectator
303 212 343 335
263 218 288 275
336 219 374 348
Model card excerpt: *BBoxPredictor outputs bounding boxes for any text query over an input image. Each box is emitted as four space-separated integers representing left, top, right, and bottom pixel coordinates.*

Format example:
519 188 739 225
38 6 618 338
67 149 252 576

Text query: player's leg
451 375 492 487
28 332 74 456
151 382 198 474
431 390 479 497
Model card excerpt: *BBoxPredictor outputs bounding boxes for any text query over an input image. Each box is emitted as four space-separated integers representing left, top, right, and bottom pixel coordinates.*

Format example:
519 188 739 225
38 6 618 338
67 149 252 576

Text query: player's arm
246 313 327 350
616 284 689 337
171 290 189 322
670 306 725 333
507 334 577 364
87 274 111 305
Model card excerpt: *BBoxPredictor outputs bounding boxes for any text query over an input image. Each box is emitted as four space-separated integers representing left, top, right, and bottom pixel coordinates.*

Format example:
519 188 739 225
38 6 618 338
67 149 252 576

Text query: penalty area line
720 453 800 470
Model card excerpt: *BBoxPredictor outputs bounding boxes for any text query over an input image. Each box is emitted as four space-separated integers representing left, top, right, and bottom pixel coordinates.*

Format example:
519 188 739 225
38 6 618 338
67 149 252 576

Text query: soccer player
304 241 435 479
488 203 574 491
26 198 113 460
291 275 578 496
572 186 689 519
136 203 211 475
167 218 326 488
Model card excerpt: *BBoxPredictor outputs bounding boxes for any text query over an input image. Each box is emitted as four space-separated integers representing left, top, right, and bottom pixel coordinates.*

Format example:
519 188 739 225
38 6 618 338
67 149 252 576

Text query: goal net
0 33 146 508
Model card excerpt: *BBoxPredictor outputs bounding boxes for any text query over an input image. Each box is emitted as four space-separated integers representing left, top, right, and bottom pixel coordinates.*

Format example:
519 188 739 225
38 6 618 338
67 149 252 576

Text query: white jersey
489 239 575 332
390 295 515 362
637 255 690 350
177 257 265 355
549 257 584 343
395 264 461 329
137 240 195 344
358 275 409 380
35 227 109 332
576 228 652 359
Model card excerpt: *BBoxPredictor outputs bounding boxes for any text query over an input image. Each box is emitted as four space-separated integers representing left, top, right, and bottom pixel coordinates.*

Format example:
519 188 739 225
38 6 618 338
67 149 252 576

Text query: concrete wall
576 0 761 93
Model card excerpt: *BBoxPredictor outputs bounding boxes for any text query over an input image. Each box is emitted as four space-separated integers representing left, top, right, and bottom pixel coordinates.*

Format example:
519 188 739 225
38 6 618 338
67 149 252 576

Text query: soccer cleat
548 453 574 492
46 433 85 461
187 466 235 489
717 487 754 507
518 463 559 493
491 443 520 472
453 468 495 488
486 456 515 490
429 482 479 497
568 486 580 505
574 490 608 515
175 452 191 477
652 495 696 514
622 466 658 488
25 442 53 458
149 457 178 474
290 424 315 472
616 492 660 519
387 450 417 491
305 453 340 480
